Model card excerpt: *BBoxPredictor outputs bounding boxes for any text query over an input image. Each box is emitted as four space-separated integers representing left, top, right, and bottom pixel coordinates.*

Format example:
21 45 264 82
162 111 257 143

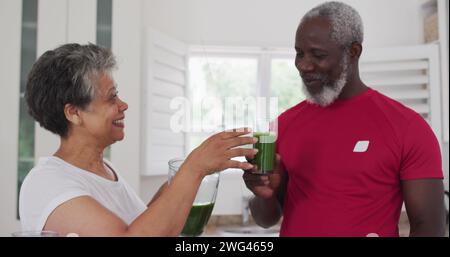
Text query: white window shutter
360 44 443 146
141 28 188 176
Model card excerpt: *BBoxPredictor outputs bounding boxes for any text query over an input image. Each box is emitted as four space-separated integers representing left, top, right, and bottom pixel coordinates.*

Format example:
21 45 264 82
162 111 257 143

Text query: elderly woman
19 43 257 236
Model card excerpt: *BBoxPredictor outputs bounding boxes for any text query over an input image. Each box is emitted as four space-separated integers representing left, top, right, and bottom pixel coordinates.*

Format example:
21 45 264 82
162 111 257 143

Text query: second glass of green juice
168 158 220 237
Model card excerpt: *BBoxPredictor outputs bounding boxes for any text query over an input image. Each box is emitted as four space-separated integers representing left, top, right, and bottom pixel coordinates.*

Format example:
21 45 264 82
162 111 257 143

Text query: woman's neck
54 135 109 177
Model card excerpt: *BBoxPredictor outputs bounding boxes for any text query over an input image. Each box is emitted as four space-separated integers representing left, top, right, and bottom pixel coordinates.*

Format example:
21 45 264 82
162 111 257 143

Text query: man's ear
64 103 82 126
350 42 362 59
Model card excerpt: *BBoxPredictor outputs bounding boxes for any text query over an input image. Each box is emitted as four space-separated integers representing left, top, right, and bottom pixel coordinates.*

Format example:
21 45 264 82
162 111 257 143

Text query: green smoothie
181 202 215 236
251 132 276 174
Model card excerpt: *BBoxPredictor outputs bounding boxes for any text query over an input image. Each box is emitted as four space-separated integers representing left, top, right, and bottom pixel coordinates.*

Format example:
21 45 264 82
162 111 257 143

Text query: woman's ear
64 104 82 126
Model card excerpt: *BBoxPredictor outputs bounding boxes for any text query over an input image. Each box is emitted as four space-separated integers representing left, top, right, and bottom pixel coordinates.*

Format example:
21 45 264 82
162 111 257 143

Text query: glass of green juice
251 132 276 174
250 118 277 174
168 158 220 237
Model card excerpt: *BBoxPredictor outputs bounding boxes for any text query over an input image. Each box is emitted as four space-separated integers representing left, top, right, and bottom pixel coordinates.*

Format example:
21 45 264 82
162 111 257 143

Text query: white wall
144 0 424 48
0 0 22 235
0 0 144 233
141 0 449 213
32 0 98 163
111 0 143 192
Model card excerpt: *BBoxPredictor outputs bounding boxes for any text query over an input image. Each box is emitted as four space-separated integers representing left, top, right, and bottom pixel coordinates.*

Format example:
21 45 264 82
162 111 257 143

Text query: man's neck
338 75 368 100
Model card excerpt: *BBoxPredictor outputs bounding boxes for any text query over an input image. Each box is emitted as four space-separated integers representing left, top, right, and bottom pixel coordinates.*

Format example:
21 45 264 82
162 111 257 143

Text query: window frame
186 46 298 160
17 0 38 220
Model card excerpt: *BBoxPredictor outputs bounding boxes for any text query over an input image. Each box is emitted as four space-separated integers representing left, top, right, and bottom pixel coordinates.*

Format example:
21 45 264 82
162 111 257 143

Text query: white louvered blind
360 44 443 145
141 28 188 176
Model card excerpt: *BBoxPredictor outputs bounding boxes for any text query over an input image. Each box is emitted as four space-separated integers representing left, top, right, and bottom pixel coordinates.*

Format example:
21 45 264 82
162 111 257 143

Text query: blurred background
0 0 448 236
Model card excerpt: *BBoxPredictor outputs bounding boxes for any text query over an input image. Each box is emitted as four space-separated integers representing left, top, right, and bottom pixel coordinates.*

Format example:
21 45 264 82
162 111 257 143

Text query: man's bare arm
402 179 446 237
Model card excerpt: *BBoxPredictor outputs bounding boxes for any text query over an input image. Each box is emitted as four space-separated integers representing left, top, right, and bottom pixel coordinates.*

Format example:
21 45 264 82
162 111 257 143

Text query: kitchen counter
203 212 449 237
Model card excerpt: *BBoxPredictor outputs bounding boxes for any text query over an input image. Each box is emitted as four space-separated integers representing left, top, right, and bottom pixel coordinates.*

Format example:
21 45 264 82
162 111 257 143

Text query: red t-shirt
276 88 443 237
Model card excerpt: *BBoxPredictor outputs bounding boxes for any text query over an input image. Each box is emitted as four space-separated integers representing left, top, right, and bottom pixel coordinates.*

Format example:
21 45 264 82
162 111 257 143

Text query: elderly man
243 1 446 237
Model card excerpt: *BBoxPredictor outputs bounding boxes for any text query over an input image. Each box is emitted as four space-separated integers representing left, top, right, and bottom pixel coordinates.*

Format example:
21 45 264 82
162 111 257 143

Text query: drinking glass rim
168 157 220 179
11 230 59 237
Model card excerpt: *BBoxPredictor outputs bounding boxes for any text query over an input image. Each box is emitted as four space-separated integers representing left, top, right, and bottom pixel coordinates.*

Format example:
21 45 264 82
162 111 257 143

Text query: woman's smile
112 117 125 128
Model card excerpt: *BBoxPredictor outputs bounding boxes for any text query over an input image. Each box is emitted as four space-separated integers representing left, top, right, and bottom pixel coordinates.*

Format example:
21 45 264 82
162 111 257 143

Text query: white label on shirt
353 141 370 152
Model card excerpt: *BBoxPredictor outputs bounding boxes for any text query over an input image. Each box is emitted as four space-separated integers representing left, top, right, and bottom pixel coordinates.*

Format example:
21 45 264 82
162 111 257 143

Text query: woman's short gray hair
26 43 116 137
301 1 364 48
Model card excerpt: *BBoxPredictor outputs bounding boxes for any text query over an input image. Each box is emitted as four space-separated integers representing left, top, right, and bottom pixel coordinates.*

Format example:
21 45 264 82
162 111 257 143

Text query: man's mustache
301 73 328 83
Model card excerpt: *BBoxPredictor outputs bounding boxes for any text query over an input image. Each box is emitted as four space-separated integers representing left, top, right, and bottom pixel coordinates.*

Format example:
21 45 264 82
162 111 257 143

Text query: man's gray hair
301 1 364 47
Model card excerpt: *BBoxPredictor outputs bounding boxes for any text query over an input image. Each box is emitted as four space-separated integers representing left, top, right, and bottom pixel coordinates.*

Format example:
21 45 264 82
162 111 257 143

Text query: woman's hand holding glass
184 128 258 177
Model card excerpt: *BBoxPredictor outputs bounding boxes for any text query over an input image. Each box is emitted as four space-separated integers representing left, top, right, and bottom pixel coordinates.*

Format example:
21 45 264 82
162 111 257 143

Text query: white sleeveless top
19 156 147 231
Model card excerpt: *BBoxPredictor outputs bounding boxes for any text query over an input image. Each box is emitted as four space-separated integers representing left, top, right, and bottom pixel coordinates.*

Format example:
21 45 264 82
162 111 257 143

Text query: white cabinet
360 44 442 144
35 0 97 160
422 0 450 142
421 0 449 202
110 0 143 189
141 28 188 176
0 0 23 235
0 0 104 233
437 0 449 143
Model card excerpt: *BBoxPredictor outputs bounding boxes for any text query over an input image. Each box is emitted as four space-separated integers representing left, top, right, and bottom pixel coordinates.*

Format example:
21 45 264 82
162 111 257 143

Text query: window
96 0 112 49
270 58 305 114
188 56 258 152
17 0 38 218
96 0 113 159
187 47 305 153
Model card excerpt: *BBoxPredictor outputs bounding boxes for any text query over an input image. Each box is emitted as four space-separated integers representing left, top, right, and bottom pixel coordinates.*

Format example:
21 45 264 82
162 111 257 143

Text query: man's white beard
302 56 349 107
